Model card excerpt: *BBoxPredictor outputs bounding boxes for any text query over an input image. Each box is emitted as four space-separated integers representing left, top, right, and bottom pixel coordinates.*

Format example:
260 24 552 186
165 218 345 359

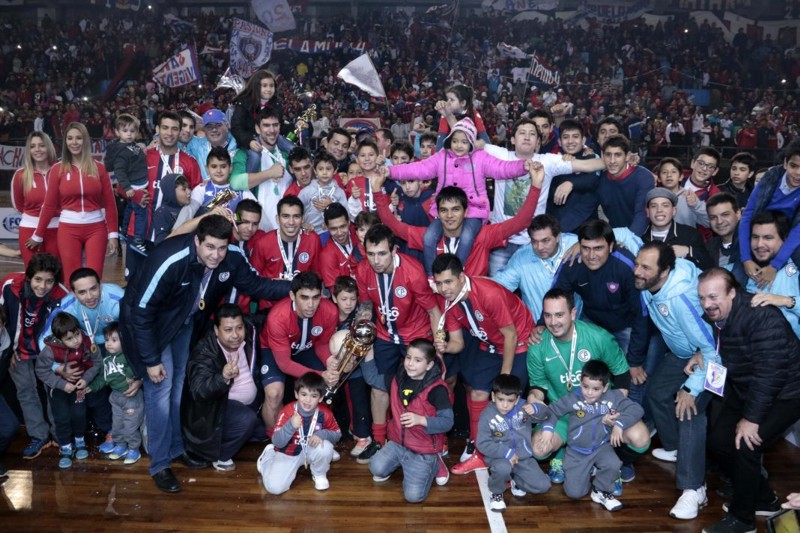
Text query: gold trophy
206 188 238 210
286 104 317 143
323 319 377 404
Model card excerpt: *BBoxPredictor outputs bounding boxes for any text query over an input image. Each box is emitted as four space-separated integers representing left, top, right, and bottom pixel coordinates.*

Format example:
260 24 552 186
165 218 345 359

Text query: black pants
707 388 800 523
49 388 87 446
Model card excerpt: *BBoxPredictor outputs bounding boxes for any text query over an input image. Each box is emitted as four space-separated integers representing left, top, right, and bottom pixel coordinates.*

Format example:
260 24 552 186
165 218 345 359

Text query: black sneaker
702 515 755 533
355 440 382 464
722 496 781 517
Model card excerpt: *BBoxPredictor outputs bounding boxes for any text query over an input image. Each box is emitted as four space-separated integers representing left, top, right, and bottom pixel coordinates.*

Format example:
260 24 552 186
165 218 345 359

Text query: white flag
337 54 386 98
252 0 297 33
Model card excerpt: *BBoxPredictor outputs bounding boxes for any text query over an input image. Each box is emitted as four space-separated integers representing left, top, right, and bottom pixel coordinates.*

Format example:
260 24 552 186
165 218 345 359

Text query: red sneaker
450 453 487 475
435 455 450 486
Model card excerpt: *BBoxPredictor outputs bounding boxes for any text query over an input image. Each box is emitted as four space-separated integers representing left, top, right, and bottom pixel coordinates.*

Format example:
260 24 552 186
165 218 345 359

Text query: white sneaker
372 474 391 482
435 455 449 486
510 480 526 497
490 493 506 512
652 448 677 463
670 486 708 520
212 459 235 471
257 444 275 475
459 440 475 462
591 488 623 512
351 437 372 457
332 449 341 462
313 475 330 491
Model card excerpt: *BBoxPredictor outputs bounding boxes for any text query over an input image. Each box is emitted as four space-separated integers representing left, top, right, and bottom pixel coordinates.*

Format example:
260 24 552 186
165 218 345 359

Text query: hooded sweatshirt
150 173 187 245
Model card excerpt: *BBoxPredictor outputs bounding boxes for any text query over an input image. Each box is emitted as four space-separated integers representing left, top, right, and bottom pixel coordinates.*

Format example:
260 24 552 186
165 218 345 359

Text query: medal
90 343 98 354
435 329 446 341
80 307 101 353
198 299 206 311
566 380 572 391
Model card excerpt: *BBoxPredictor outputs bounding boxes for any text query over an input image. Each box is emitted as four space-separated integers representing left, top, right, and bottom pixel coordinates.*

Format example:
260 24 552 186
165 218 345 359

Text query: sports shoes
548 458 565 484
130 242 148 256
108 445 128 460
74 438 89 460
490 493 506 512
591 488 623 512
702 515 756 533
435 455 449 486
313 475 330 491
652 448 677 462
722 496 781 517
58 444 74 469
213 459 236 472
23 438 53 460
612 477 623 497
372 474 391 482
351 437 372 457
459 440 476 462
670 485 708 520
510 480 526 497
257 444 275 476
99 433 115 454
620 463 635 483
440 443 449 457
124 449 142 465
451 453 487 475
332 449 341 462
356 440 382 465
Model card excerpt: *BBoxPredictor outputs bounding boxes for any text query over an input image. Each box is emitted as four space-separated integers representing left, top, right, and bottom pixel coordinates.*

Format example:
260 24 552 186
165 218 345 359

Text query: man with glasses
678 148 722 241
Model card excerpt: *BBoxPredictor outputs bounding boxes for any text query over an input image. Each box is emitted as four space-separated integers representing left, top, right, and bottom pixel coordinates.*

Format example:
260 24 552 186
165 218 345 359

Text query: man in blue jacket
120 214 290 493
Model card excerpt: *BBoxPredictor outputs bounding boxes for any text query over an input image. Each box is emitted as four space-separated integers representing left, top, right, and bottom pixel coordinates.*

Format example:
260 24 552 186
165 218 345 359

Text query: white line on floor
475 469 507 533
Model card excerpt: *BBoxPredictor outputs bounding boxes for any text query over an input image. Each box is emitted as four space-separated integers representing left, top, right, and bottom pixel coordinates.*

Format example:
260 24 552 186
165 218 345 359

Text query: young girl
435 84 491 150
388 117 532 276
366 339 453 503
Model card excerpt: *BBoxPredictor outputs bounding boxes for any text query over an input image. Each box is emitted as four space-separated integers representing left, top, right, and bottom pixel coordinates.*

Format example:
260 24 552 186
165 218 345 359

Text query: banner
337 54 386 98
0 207 22 239
272 38 367 54
338 117 382 133
229 18 274 78
497 42 529 59
529 52 561 86
163 14 195 35
252 0 297 33
578 0 654 23
152 47 201 88
0 140 107 171
482 0 559 10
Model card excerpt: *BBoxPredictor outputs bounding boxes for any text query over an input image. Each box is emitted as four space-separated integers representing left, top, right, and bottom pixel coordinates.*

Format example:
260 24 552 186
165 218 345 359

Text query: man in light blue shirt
185 108 238 182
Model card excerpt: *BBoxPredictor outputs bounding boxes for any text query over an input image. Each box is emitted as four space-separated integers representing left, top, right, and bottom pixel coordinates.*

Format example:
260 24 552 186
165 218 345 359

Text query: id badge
704 360 727 396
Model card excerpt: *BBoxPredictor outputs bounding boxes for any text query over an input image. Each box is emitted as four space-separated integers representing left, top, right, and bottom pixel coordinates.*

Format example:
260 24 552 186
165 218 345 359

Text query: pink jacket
389 149 527 220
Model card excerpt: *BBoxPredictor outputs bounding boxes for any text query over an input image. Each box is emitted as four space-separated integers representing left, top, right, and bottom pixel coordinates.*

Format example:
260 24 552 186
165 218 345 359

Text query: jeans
369 440 437 503
219 400 258 462
646 351 710 490
422 217 482 275
86 386 113 434
488 242 522 276
142 323 192 475
629 329 667 410
49 388 87 445
0 395 18 456
10 358 53 441
123 199 148 243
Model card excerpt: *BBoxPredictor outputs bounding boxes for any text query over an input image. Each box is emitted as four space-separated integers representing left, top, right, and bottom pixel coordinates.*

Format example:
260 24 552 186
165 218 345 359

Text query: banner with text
528 52 561 86
273 38 367 54
252 0 297 33
229 18 274 78
0 140 107 171
152 47 201 89
482 0 559 10
578 0 654 23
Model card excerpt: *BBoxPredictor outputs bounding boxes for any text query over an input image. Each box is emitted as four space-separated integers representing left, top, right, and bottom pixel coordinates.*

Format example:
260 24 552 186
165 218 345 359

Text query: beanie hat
445 117 477 152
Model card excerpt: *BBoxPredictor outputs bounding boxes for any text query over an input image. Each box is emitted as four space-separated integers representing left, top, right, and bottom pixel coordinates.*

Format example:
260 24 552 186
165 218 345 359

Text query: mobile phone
767 508 800 533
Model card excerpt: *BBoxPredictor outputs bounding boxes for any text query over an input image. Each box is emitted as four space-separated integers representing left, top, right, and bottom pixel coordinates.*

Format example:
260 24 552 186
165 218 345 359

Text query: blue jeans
488 242 521 276
123 200 148 243
646 351 709 490
635 330 668 421
423 217 482 275
142 323 192 475
369 440 437 503
219 400 258 462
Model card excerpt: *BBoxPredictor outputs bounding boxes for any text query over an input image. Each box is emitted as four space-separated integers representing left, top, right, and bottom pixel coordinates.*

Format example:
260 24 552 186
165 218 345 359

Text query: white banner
252 0 297 33
337 54 386 98
230 18 274 78
0 141 107 171
483 0 559 10
152 47 201 89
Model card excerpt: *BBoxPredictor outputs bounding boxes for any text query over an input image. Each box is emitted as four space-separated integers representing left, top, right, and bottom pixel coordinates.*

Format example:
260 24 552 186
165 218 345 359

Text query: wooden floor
0 251 798 532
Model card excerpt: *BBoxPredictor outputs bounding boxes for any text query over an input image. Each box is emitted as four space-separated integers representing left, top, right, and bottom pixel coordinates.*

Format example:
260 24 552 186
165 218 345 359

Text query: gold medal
90 343 98 354
566 380 572 391
199 299 206 311
435 330 446 341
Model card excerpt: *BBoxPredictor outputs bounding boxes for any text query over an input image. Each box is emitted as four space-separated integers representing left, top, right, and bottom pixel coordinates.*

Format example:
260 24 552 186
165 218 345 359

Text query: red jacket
11 168 59 227
387 365 447 454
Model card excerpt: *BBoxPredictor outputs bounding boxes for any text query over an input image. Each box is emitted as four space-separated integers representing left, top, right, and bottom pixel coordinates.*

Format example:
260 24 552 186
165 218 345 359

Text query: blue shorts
362 338 406 392
259 348 325 387
460 340 528 393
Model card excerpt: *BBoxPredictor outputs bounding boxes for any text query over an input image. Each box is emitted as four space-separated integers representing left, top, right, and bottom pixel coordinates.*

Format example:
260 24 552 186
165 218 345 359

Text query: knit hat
646 187 678 206
445 117 477 152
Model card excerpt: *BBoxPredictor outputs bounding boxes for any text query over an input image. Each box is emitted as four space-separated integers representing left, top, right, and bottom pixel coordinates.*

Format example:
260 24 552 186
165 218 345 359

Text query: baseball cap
202 108 226 126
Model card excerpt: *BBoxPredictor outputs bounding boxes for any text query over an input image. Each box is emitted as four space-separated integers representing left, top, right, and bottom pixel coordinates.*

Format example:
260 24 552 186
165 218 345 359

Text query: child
257 372 341 494
190 147 255 217
390 140 414 166
389 117 533 276
105 113 148 253
720 152 756 208
354 211 381 248
416 132 437 161
536 360 645 512
150 174 192 246
86 322 143 464
298 151 348 234
366 339 453 503
346 139 383 216
338 160 361 189
656 157 704 230
435 84 491 150
478 374 551 512
34 313 101 469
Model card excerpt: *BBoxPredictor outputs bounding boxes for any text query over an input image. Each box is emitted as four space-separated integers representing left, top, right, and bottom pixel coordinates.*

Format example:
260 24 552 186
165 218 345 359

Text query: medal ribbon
437 275 471 332
549 327 578 390
80 307 101 347
296 404 319 469
278 232 301 279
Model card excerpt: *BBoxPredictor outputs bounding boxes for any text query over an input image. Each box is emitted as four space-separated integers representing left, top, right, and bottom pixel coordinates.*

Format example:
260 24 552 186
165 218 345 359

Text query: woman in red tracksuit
11 132 61 266
32 122 118 282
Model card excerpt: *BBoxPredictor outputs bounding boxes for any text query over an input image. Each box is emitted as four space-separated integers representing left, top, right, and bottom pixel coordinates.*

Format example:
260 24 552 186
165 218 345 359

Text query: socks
467 398 490 444
372 422 387 445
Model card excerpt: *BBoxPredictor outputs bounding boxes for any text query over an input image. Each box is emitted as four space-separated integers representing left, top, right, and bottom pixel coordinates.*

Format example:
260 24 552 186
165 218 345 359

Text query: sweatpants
259 439 334 495
18 227 59 266
563 445 621 499
487 455 551 495
57 221 109 283
109 389 143 450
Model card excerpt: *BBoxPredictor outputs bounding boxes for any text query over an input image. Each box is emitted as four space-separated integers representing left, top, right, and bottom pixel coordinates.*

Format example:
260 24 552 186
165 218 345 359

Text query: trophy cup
286 104 318 143
206 188 238 210
323 319 377 404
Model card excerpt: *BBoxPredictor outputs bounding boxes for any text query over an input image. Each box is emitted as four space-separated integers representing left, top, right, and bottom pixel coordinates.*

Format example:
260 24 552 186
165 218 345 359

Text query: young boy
720 152 756 209
366 339 453 503
86 322 144 464
105 113 148 253
150 173 192 246
257 372 341 494
536 360 645 512
35 313 101 469
299 151 348 234
478 374 551 512
190 147 255 217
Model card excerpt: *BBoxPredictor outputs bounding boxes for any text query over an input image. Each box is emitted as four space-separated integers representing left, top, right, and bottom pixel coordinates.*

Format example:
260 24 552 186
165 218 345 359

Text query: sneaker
99 433 115 454
356 440 382 465
131 242 148 256
58 445 74 469
451 453 487 475
332 450 341 462
702 515 756 533
459 440 476 462
612 477 623 497
670 486 708 520
435 455 449 486
108 445 128 460
652 448 677 463
351 437 372 457
591 488 623 512
212 459 236 472
372 474 391 482
313 475 330 491
620 463 635 483
257 444 275 476
490 493 506 512
548 458 565 484
124 449 142 465
510 480 526 497
722 496 781 517
23 438 53 460
74 439 89 460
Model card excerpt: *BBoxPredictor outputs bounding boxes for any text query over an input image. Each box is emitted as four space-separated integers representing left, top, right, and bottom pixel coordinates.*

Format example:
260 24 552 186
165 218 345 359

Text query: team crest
475 310 485 322
218 271 230 282
607 282 619 293
658 303 670 317
577 349 591 362
311 326 323 336
787 263 798 277
395 286 408 298
260 364 269 375
298 252 310 264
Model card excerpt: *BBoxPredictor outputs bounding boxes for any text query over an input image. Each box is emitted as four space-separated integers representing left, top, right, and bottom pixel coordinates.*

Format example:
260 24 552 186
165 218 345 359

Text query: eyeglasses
695 160 717 171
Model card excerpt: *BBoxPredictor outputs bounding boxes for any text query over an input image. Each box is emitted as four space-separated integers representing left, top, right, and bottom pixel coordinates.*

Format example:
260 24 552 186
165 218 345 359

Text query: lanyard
296 404 319 469
549 326 578 390
158 147 181 175
437 276 471 332
80 306 100 353
364 178 375 211
195 269 213 311
443 236 460 255
376 255 400 336
278 233 300 280
541 241 566 276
